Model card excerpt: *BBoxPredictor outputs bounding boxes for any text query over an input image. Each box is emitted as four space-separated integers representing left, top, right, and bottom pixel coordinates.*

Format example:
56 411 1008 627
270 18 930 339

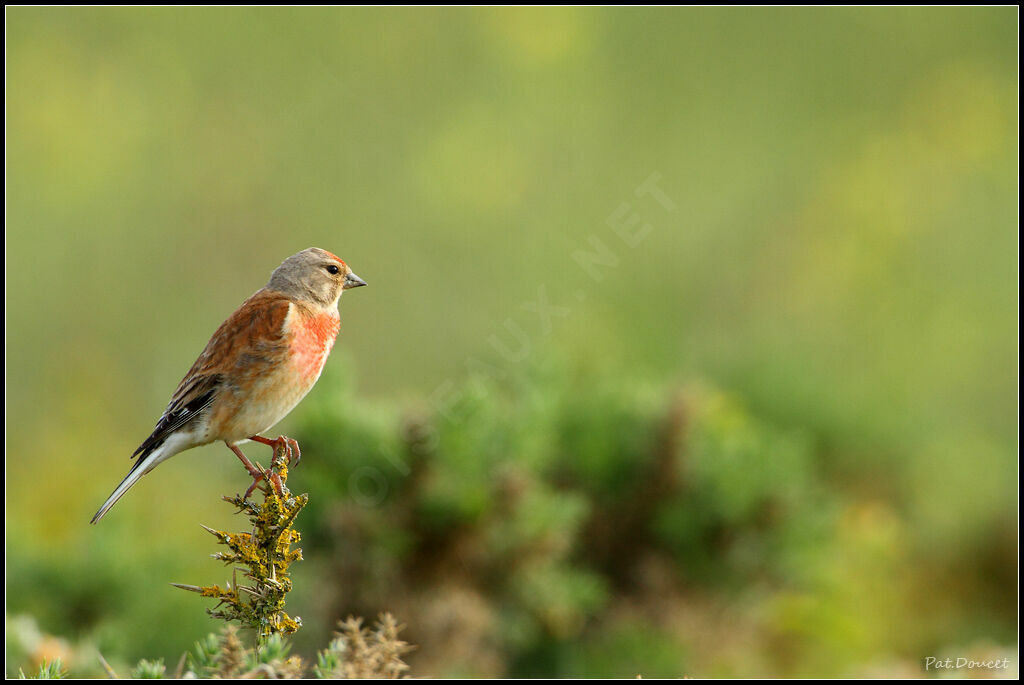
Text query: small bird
91 247 366 523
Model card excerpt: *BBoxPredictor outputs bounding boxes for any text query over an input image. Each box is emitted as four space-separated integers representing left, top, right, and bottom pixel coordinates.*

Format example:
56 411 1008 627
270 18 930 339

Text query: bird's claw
272 435 300 468
243 464 269 500
285 437 301 466
251 434 301 468
242 434 296 499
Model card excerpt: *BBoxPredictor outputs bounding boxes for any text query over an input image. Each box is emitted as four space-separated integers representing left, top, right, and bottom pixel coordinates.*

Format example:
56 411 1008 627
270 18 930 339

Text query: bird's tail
90 443 171 524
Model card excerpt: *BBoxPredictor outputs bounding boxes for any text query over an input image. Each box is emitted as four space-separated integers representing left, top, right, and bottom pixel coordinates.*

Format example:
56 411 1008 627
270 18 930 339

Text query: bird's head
267 247 367 307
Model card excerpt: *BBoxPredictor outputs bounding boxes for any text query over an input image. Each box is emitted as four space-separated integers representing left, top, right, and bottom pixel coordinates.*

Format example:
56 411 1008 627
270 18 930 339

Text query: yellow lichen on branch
173 442 308 638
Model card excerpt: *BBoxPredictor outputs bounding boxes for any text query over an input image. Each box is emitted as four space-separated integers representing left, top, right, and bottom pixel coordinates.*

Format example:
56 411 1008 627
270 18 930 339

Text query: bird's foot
240 461 286 500
243 469 268 500
250 434 301 467
227 441 271 500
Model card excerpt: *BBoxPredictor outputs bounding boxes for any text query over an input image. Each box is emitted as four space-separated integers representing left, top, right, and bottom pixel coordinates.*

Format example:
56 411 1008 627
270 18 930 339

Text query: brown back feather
131 289 293 459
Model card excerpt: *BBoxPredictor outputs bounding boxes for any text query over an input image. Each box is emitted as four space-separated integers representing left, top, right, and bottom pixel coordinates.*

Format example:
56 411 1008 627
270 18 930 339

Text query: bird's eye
325 264 340 275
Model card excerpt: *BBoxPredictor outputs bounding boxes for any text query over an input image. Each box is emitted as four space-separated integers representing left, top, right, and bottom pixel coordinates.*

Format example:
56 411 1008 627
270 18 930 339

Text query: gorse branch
173 442 308 638
64 439 415 679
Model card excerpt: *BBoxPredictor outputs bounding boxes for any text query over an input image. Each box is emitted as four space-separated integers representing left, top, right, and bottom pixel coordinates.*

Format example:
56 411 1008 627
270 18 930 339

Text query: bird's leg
249 434 301 467
226 442 268 499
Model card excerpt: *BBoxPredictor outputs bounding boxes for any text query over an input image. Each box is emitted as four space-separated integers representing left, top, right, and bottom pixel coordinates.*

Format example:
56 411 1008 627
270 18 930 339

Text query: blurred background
5 6 1017 678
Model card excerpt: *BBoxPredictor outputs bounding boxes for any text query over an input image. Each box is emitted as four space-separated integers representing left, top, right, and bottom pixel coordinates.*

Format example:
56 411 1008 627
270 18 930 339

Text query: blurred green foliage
286 362 1015 677
5 6 1017 678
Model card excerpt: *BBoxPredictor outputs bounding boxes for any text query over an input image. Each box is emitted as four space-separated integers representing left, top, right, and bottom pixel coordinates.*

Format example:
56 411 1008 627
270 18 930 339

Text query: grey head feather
266 247 349 306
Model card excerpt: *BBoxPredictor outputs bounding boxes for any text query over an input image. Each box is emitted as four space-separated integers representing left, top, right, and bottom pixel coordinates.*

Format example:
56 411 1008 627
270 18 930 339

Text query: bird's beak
344 272 367 289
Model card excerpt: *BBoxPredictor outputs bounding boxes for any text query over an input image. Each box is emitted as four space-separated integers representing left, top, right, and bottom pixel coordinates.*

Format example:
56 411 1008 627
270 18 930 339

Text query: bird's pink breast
290 309 340 381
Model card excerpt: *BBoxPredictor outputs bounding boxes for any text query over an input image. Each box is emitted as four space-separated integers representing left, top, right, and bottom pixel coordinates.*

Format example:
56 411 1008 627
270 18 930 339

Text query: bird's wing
131 289 294 460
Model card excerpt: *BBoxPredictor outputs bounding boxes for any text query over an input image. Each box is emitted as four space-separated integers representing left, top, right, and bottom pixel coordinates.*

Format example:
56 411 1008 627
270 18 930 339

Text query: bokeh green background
5 6 1017 678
